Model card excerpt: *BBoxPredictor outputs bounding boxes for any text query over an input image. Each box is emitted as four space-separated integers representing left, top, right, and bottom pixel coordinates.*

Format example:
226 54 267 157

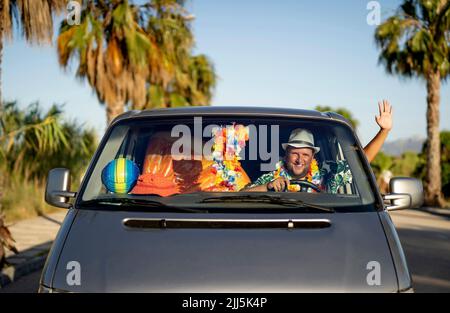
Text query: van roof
110 106 353 128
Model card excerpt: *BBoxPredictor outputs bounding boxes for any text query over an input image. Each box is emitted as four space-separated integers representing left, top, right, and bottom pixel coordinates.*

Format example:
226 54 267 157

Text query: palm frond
375 0 450 78
2 0 66 44
56 0 216 122
0 102 96 180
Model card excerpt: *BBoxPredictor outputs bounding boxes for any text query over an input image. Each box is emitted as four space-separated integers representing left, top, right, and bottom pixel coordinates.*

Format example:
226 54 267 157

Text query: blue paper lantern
101 158 139 194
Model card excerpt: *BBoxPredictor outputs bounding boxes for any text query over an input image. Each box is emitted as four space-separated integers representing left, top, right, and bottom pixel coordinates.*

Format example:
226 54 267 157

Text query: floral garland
211 124 249 191
273 159 322 192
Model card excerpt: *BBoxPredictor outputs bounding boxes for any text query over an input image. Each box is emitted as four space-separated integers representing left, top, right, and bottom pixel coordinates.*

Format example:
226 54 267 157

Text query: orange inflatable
131 133 181 196
131 129 251 196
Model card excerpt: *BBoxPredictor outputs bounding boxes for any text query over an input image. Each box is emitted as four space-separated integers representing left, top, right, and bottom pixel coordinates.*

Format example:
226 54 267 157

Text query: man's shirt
247 159 353 194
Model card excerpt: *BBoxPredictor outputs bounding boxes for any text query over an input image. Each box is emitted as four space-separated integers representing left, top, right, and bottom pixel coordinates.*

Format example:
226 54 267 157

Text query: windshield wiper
200 195 335 213
80 198 208 213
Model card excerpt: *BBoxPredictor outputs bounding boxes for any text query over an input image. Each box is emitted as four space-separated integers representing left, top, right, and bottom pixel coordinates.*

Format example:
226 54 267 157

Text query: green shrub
0 102 97 222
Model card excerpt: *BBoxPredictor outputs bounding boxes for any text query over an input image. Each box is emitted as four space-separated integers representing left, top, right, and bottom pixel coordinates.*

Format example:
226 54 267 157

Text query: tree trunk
0 0 4 109
424 70 445 207
0 0 4 213
106 100 125 126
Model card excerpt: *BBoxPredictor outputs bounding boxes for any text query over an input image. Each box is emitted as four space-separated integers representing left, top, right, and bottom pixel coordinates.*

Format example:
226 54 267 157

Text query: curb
0 250 49 289
0 211 66 290
415 207 450 219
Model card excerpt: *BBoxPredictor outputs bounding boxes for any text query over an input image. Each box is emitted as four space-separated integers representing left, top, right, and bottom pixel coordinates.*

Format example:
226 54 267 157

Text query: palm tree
144 0 194 89
140 2 216 108
374 0 450 207
58 0 216 123
180 54 216 106
0 0 66 107
0 101 69 225
58 0 154 125
145 54 216 108
0 102 70 178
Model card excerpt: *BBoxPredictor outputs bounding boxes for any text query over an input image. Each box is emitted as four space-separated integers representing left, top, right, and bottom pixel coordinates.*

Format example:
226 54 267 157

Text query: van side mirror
383 177 424 211
45 168 76 209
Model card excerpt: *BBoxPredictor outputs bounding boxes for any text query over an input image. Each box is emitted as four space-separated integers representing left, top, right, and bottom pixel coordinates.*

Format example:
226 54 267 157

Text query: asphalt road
390 208 450 293
0 269 41 293
1 208 449 293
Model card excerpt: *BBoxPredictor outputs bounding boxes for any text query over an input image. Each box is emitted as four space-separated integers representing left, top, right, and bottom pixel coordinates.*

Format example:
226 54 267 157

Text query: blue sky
3 0 450 145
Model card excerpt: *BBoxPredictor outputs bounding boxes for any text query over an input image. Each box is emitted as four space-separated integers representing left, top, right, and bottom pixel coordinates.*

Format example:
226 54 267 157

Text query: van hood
51 209 397 292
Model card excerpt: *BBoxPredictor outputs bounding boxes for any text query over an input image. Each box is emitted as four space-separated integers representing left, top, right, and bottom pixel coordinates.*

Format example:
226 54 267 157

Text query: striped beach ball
101 158 140 194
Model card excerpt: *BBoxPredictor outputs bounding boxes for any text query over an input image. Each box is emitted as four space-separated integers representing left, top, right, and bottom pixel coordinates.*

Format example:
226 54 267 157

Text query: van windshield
78 116 377 212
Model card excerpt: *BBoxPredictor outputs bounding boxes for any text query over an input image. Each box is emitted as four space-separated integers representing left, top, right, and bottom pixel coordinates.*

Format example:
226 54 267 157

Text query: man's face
284 146 314 178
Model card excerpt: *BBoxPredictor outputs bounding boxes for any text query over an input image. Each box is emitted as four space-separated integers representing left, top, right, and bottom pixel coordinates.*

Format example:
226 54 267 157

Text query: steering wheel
267 179 322 193
289 179 322 193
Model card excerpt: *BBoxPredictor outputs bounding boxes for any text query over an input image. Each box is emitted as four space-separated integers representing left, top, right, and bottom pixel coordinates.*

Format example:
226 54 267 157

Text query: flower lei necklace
211 124 249 191
273 159 321 192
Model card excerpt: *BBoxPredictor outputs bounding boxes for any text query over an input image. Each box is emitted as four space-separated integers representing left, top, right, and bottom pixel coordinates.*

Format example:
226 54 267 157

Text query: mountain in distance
382 137 425 157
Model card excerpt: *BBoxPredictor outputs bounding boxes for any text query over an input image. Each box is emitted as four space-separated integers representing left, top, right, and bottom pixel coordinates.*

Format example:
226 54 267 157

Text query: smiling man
243 101 393 193
243 128 330 193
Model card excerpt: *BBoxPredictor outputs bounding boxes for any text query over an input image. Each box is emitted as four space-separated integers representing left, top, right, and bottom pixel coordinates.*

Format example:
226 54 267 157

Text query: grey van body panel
50 210 397 292
40 209 78 287
377 211 412 291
